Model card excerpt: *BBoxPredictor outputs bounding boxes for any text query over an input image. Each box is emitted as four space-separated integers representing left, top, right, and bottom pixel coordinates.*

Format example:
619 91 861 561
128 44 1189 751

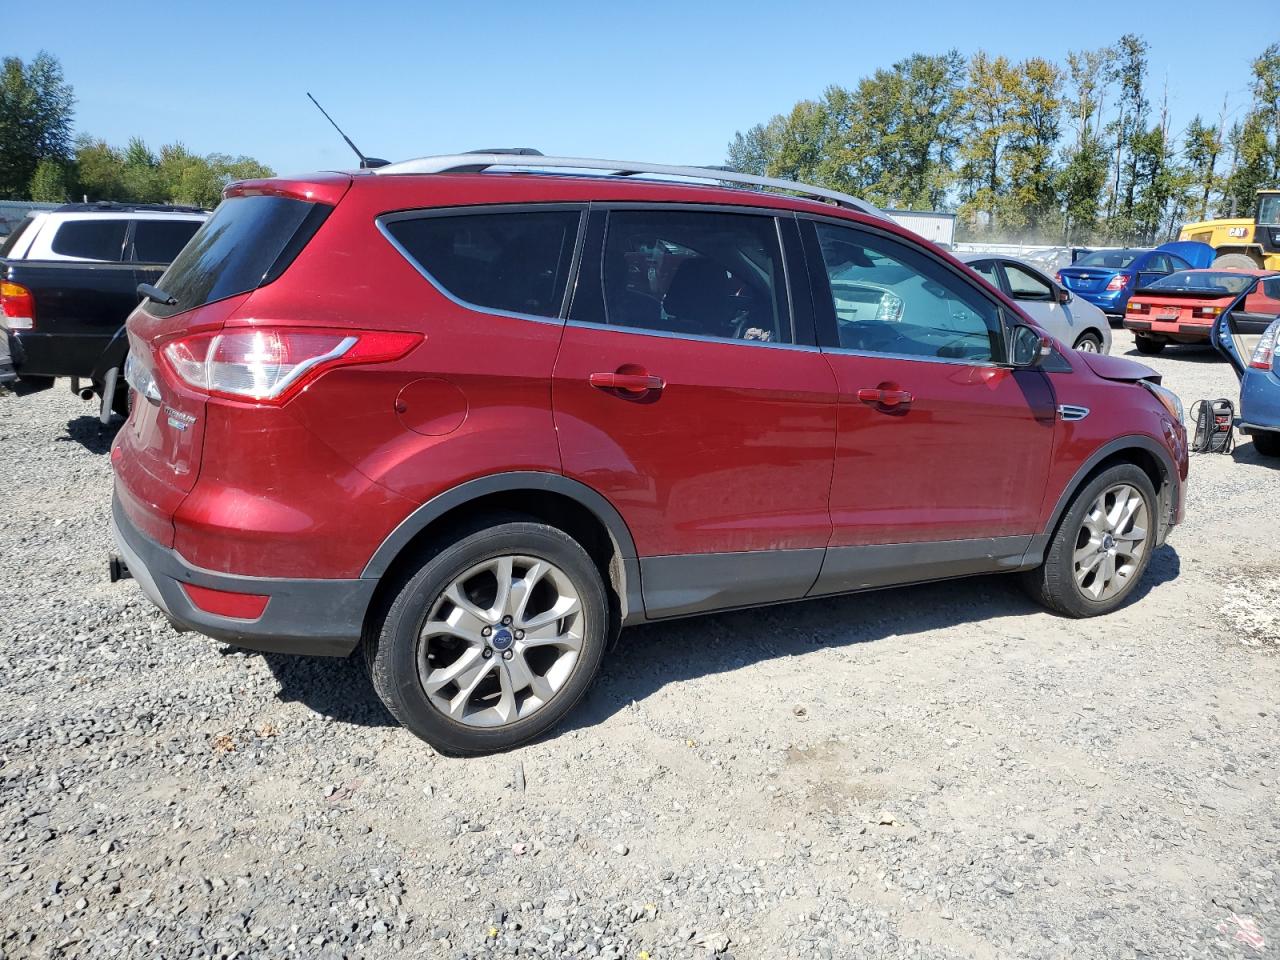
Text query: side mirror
1057 286 1072 305
1010 324 1053 368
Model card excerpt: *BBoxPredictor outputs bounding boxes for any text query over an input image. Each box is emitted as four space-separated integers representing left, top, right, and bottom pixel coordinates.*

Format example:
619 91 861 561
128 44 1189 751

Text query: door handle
589 371 665 395
856 387 913 408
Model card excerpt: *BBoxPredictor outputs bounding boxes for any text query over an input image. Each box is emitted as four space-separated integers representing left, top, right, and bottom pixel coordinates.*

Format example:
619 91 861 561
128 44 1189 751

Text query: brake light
161 327 421 404
1192 305 1223 319
1249 321 1279 371
1106 275 1129 291
1127 301 1149 313
1054 272 1062 284
0 281 34 330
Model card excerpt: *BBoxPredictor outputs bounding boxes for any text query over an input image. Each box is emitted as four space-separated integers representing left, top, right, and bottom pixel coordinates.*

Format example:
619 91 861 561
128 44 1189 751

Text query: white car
959 253 1112 354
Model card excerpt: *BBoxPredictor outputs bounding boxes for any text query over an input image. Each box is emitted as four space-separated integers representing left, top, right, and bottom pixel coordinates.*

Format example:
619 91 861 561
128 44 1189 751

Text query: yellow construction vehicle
1179 189 1280 270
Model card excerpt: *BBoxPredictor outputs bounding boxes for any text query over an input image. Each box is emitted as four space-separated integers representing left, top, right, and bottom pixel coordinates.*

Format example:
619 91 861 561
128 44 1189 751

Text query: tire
1212 252 1262 271
1073 332 1103 353
364 516 609 755
1134 334 1165 355
1252 431 1280 458
1021 463 1159 618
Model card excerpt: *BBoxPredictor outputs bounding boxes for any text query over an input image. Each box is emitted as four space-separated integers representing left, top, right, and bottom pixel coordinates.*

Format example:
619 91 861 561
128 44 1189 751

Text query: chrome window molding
564 319 821 352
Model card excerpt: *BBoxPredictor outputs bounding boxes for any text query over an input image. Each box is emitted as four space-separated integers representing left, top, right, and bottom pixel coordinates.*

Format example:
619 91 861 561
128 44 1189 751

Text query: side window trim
798 216 1011 367
567 203 805 349
375 203 588 325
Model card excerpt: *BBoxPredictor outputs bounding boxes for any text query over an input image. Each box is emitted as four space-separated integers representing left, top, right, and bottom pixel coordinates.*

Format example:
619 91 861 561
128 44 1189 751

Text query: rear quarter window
149 196 327 318
50 219 128 261
132 219 203 264
381 209 582 318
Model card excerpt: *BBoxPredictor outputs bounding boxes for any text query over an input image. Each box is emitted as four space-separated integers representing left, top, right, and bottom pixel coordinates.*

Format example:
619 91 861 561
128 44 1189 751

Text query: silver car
959 253 1112 354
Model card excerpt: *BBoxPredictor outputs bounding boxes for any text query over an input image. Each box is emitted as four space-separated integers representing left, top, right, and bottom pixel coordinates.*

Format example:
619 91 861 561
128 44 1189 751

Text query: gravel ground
1 328 1277 960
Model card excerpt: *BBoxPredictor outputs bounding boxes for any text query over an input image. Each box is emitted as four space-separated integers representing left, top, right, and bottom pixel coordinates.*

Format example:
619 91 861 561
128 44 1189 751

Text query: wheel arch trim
1035 434 1177 550
361 470 639 579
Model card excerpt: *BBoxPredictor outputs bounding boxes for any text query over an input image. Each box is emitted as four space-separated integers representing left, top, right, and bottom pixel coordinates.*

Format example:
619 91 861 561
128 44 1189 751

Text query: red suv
110 154 1188 754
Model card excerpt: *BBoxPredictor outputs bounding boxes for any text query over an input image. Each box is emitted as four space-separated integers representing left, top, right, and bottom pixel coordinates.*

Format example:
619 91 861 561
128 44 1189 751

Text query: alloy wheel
1076 338 1100 353
417 555 583 727
1072 483 1149 602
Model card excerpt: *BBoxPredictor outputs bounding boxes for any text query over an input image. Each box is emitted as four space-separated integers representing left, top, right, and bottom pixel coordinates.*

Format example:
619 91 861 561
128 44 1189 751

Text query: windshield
149 195 327 317
1258 195 1280 226
1075 249 1141 269
1147 271 1255 295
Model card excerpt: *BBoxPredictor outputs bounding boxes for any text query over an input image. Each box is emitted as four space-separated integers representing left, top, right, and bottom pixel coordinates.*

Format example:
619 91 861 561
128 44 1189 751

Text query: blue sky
6 1 1269 177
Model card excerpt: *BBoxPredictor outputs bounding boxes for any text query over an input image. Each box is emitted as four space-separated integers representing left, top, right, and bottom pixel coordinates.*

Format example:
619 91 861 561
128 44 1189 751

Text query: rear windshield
149 195 326 317
1147 271 1255 294
1075 249 1141 269
0 215 36 258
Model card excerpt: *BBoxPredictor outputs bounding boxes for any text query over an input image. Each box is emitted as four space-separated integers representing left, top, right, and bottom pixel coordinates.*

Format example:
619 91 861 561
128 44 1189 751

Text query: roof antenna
306 92 389 169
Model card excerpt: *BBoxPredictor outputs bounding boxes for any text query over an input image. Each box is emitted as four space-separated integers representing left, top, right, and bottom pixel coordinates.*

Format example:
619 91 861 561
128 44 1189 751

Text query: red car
1125 268 1280 354
110 154 1189 754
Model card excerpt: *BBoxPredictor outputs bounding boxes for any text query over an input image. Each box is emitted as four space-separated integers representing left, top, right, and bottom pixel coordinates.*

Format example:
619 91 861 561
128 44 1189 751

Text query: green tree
1058 47 1115 242
1106 34 1149 237
956 52 1021 233
1000 57 1064 238
0 51 75 199
28 157 69 201
1221 43 1280 216
72 137 127 201
1182 115 1221 222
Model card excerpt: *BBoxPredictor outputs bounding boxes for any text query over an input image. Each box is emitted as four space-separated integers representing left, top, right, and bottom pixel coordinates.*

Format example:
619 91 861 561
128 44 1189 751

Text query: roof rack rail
53 201 208 215
372 154 885 218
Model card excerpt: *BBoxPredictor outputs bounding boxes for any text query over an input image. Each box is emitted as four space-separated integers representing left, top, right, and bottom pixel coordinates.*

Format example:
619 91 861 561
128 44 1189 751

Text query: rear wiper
137 283 177 306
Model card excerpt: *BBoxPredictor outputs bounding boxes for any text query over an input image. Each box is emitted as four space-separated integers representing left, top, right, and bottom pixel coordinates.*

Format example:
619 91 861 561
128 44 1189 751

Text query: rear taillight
0 281 35 329
1249 321 1279 371
1054 271 1062 284
1106 275 1129 291
160 327 421 404
1192 305 1223 320
1127 301 1149 313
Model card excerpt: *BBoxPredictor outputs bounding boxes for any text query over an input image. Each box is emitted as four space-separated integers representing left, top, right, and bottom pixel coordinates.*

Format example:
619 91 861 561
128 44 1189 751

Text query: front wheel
1022 464 1158 617
1073 333 1103 353
365 518 609 755
1252 431 1280 458
1134 334 1165 355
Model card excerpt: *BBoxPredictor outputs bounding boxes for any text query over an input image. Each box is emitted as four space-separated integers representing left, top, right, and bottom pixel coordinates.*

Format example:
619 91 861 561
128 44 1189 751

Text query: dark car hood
1078 351 1160 384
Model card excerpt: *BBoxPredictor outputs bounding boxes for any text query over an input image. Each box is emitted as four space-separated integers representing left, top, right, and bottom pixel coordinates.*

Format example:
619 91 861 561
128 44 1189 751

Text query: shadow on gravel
254 650 397 728
1121 344 1223 364
58 415 121 454
1231 440 1280 469
566 544 1182 734
237 546 1180 740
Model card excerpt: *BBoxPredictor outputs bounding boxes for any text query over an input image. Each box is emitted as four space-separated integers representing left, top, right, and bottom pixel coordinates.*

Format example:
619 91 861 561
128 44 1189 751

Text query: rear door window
50 219 128 261
382 208 582 318
132 219 202 264
588 209 792 343
149 195 327 317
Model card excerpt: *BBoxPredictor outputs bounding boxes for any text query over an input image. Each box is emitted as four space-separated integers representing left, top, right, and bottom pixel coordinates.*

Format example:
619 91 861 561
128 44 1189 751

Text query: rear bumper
111 494 372 657
1123 319 1211 340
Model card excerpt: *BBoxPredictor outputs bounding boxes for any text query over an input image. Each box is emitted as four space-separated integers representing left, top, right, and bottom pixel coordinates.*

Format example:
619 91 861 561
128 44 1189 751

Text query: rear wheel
365 518 609 755
1134 334 1165 355
1022 464 1158 618
1073 332 1103 353
1252 431 1280 457
1212 252 1262 271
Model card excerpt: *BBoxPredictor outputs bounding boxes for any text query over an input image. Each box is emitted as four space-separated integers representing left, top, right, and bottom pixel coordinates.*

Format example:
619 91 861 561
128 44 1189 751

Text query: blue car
1210 274 1280 458
1057 241 1215 320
